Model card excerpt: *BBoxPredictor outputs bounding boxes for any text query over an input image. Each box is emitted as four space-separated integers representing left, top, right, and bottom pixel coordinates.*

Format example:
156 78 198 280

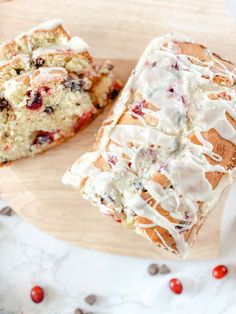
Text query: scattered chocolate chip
44 106 54 114
152 61 157 67
148 263 159 276
32 131 54 145
74 309 84 314
63 79 85 92
107 63 114 71
95 103 102 109
34 58 45 69
109 89 119 100
0 97 10 111
159 264 171 274
84 294 97 306
0 207 13 216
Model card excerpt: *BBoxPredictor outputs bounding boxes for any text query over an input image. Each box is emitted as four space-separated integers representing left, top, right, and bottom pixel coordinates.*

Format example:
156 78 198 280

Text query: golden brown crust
0 24 71 61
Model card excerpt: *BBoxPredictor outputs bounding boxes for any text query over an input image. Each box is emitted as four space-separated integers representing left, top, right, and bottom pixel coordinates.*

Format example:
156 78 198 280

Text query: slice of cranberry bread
0 21 122 164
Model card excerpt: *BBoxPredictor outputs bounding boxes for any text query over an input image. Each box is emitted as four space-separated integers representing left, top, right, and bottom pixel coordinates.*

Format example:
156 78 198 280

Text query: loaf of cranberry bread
0 20 122 164
63 33 236 256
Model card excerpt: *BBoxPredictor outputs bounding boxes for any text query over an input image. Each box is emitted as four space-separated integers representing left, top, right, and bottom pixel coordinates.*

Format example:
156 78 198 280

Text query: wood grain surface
0 0 235 259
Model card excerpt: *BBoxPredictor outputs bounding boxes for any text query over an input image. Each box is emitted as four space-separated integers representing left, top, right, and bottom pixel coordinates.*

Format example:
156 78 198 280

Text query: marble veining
0 182 236 314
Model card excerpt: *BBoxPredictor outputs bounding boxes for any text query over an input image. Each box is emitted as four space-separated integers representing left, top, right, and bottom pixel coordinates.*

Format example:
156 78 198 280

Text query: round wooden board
0 59 228 260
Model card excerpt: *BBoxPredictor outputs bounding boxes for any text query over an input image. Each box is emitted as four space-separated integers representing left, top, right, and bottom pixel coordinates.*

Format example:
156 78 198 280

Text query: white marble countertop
0 182 235 314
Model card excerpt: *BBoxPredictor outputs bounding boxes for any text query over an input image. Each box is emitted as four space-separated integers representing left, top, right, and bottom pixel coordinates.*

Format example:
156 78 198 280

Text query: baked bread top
63 33 236 256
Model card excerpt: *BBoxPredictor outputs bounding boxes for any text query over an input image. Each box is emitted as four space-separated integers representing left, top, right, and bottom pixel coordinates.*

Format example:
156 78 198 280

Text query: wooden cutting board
0 59 227 260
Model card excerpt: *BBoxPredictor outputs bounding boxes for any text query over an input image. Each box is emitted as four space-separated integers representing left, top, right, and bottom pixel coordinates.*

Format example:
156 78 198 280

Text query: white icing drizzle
32 67 68 86
63 33 236 256
32 37 89 58
23 19 63 36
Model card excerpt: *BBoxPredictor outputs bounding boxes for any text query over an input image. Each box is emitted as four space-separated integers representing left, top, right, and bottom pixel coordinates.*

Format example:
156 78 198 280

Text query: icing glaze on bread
63 33 236 256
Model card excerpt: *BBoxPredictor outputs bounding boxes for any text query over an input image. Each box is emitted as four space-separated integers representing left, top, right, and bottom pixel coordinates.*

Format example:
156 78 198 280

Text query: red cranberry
212 265 228 279
40 86 50 93
26 90 43 111
131 100 147 119
169 278 183 294
171 62 179 71
26 90 32 97
113 215 122 223
74 112 92 132
32 131 54 145
31 285 44 303
108 155 117 165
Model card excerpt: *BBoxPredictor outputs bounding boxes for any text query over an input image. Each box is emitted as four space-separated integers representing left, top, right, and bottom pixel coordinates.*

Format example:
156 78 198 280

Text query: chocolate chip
175 225 184 230
44 106 54 114
152 61 157 67
74 309 84 314
84 294 97 306
34 58 45 69
95 103 102 109
63 79 84 92
0 207 13 216
106 63 114 71
0 97 10 111
15 68 22 75
32 131 54 145
159 264 171 274
148 263 159 276
109 89 119 100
